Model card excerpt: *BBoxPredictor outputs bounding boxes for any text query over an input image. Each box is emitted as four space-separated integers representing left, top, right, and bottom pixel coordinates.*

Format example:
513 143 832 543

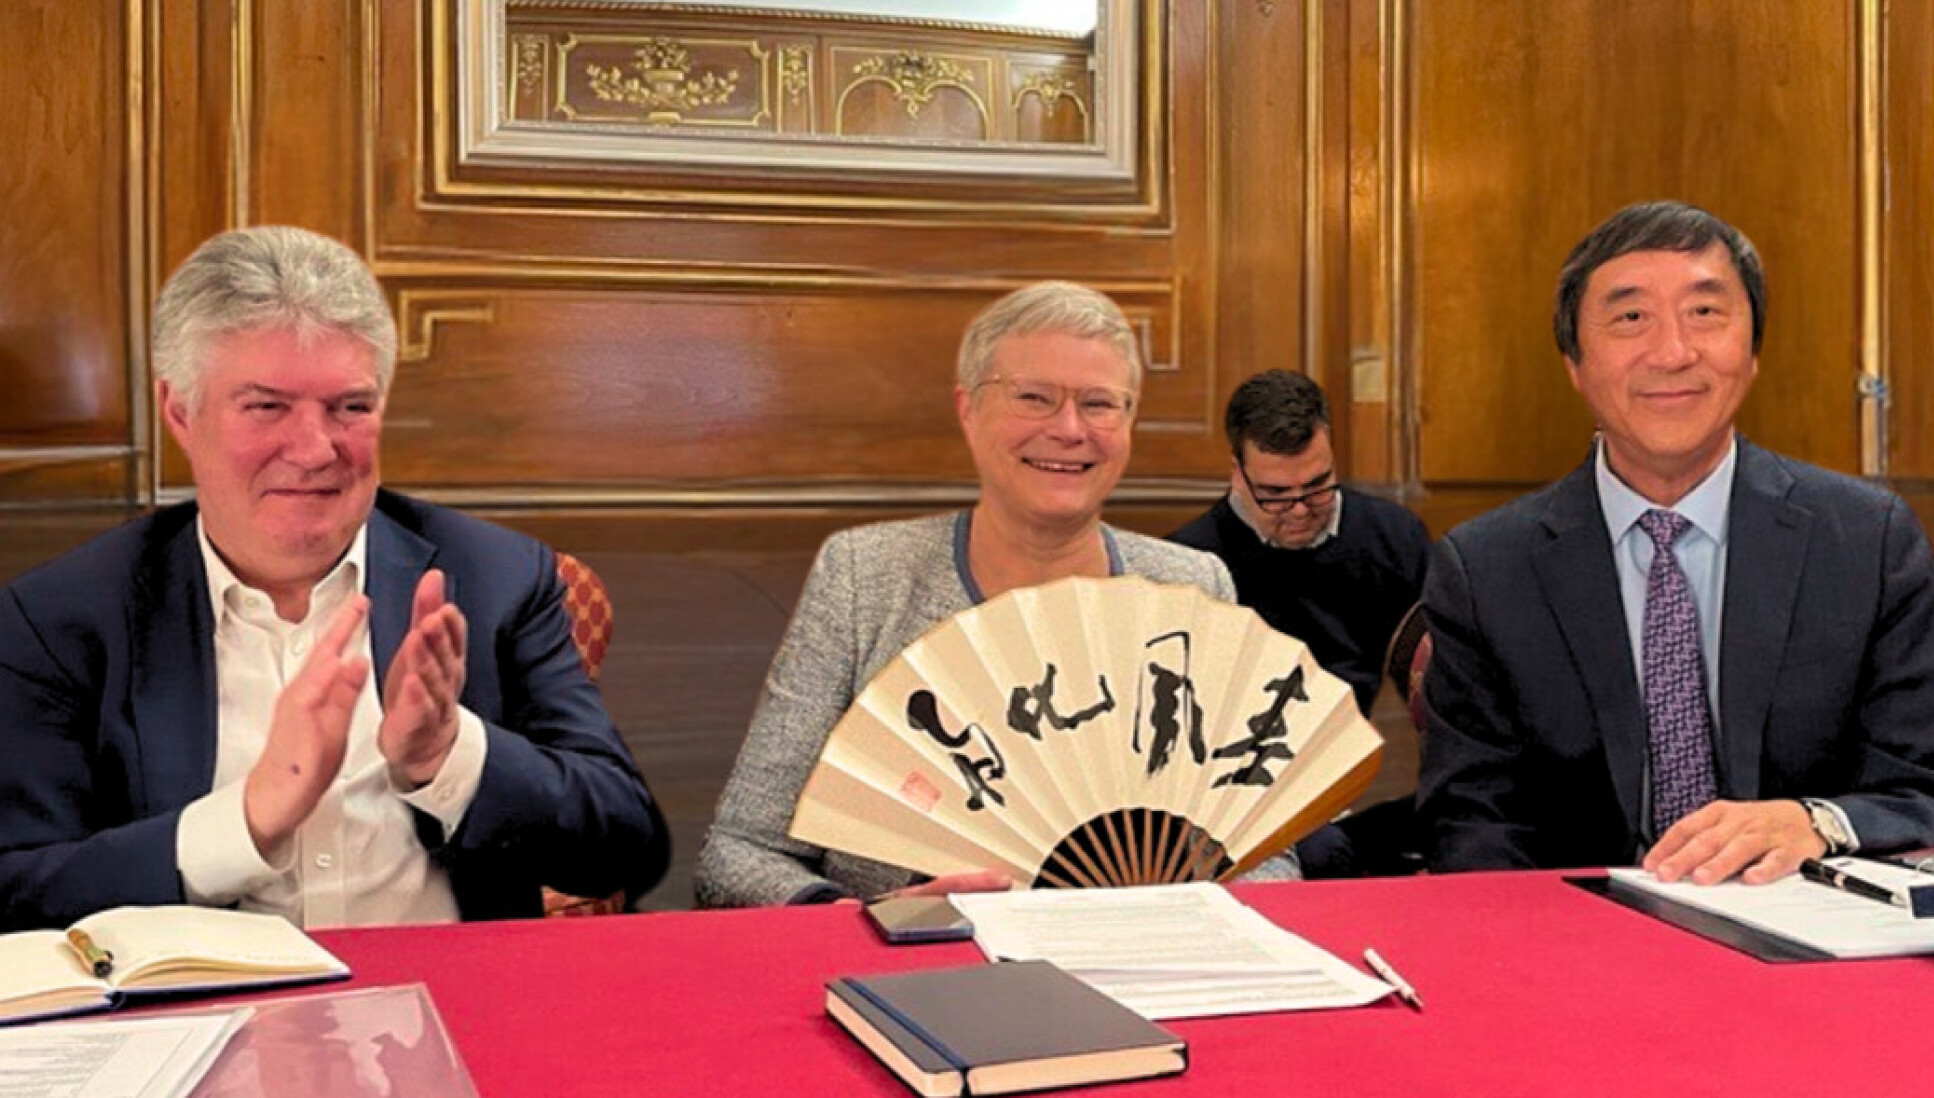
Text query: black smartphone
863 896 976 943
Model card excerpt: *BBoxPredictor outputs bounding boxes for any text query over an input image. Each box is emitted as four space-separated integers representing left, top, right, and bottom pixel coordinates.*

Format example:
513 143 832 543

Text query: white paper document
0 1010 248 1098
1608 860 1934 959
950 883 1392 1019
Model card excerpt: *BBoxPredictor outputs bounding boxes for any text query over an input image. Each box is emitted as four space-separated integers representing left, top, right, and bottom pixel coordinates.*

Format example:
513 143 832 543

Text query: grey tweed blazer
694 512 1296 907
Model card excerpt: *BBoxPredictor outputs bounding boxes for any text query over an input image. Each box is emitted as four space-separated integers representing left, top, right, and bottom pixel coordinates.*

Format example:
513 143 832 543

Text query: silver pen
1364 948 1424 1012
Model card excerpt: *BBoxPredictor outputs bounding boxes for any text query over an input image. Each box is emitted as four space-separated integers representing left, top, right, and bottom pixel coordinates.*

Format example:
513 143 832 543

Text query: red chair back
545 550 626 918
556 551 613 682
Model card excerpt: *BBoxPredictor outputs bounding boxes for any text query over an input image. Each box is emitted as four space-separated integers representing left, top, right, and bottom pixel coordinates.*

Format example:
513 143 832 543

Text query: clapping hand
378 569 469 788
243 596 370 856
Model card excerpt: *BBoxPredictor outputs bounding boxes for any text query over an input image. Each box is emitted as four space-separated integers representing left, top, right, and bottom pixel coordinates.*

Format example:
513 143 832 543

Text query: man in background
0 225 669 930
1172 371 1429 715
1171 370 1430 874
1419 200 1934 881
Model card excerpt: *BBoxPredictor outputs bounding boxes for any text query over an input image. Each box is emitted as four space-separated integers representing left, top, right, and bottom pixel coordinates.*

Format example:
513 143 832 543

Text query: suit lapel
1531 460 1649 838
1716 440 1807 799
366 504 437 689
130 513 219 809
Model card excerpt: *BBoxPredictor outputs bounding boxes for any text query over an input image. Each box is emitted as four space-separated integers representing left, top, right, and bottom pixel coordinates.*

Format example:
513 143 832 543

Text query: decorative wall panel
90 0 1327 506
457 0 1135 200
28 3 1927 513
0 0 138 502
1407 0 1864 488
1885 0 1934 481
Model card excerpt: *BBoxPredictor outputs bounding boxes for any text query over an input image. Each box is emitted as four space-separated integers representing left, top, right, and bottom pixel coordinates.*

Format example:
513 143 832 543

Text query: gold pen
66 928 114 978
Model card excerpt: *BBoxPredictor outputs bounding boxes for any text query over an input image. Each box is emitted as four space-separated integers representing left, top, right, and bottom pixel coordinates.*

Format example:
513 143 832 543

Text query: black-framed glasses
1238 463 1338 515
974 376 1137 430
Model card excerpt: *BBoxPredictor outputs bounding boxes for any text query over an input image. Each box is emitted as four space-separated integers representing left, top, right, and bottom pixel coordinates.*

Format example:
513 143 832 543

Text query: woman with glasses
695 281 1292 907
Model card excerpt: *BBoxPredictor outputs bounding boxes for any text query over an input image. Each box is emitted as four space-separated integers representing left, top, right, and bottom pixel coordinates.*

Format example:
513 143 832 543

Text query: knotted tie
1638 508 1718 835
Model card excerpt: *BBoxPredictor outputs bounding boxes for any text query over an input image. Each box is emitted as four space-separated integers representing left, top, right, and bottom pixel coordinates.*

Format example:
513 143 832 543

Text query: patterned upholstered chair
556 551 614 681
542 551 627 918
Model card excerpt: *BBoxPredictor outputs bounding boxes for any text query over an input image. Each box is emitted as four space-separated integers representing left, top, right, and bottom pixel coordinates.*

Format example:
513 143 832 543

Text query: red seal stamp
898 771 942 813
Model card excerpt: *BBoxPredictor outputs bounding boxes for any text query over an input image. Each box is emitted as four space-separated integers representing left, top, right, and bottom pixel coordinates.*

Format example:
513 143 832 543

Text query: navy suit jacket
0 491 669 929
1418 439 1934 871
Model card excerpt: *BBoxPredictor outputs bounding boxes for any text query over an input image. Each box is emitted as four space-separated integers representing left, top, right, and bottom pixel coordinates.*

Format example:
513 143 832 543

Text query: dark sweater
1170 491 1429 715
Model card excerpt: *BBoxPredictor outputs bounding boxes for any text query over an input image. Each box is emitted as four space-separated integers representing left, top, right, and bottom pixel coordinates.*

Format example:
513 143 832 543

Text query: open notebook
0 906 348 1025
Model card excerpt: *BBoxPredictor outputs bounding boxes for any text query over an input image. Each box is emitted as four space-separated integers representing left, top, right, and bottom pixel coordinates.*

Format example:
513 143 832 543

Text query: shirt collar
1594 434 1736 548
198 518 369 626
1231 486 1344 551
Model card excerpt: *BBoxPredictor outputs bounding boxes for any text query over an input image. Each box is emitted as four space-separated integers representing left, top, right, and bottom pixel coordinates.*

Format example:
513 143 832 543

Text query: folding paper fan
788 575 1384 887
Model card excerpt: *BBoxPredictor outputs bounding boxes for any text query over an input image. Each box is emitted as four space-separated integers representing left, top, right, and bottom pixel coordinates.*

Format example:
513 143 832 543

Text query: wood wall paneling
13 0 1917 511
110 0 1238 502
1200 1 1328 464
0 0 132 500
153 0 234 278
1312 0 1355 471
1413 0 1862 488
1886 0 1934 478
151 0 247 492
1160 0 1213 448
1345 0 1391 485
0 457 138 507
376 284 1224 494
248 0 362 239
329 0 1237 503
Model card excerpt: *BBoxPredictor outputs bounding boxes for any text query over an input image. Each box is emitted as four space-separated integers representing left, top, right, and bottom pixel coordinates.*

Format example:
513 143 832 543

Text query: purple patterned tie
1638 509 1718 835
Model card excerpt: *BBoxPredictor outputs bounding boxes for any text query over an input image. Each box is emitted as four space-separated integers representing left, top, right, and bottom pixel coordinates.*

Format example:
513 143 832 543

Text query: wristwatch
1801 798 1853 857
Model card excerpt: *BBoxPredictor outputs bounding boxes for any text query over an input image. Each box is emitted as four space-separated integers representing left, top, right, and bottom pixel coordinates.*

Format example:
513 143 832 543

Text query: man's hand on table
1642 799 1826 885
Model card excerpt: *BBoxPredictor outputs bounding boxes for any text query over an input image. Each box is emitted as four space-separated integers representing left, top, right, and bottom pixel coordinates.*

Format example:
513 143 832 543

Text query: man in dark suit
1418 201 1934 884
0 226 668 930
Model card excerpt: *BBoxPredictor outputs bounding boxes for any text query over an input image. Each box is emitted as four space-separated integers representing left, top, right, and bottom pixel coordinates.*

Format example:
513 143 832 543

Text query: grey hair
955 281 1142 391
152 225 398 413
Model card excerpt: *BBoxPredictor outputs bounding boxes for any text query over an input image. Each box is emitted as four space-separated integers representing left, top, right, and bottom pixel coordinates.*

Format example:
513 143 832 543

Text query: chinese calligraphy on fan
907 630 1308 813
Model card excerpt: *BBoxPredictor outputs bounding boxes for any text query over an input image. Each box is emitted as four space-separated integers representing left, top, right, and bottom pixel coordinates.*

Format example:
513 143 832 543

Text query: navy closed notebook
825 960 1187 1097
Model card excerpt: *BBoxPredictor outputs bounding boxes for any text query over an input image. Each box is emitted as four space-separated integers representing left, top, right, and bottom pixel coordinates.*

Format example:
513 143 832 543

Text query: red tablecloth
312 871 1934 1096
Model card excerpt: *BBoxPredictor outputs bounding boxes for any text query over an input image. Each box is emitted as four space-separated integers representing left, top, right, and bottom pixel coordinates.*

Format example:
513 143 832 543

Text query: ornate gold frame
453 0 1144 188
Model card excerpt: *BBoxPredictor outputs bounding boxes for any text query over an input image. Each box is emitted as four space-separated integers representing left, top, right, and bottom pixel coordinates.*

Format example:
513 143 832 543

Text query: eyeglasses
974 376 1136 430
1238 463 1338 515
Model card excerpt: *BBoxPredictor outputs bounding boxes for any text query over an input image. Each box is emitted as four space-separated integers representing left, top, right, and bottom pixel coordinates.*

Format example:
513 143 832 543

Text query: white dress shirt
175 521 490 927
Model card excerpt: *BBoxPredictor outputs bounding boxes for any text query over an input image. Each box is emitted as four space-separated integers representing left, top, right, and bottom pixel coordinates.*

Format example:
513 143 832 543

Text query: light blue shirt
1594 436 1736 729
